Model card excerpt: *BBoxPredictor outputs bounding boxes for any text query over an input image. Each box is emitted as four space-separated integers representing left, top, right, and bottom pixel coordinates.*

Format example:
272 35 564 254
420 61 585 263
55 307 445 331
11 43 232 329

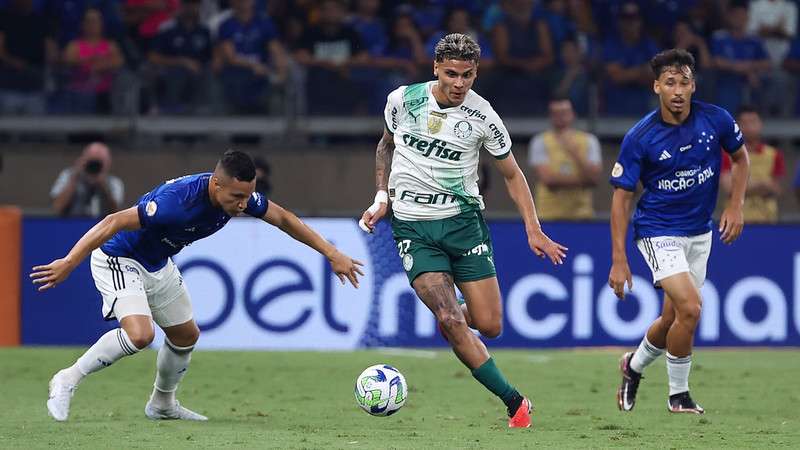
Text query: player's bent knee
474 318 502 338
128 328 155 350
677 303 702 326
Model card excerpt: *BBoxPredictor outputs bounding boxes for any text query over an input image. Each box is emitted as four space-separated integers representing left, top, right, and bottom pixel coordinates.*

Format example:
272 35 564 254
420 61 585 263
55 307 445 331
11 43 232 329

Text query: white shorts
90 248 193 328
636 231 712 288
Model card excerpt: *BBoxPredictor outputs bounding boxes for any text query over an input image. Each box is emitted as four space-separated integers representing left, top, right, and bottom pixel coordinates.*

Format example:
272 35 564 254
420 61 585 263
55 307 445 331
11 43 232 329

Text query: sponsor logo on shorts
402 254 414 272
463 243 490 257
123 264 140 275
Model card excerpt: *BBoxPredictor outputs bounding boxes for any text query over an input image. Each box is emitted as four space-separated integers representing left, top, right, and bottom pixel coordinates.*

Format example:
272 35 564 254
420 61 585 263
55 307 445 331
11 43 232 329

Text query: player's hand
608 260 633 300
30 258 75 291
527 228 568 265
719 205 744 244
327 250 365 288
359 202 388 233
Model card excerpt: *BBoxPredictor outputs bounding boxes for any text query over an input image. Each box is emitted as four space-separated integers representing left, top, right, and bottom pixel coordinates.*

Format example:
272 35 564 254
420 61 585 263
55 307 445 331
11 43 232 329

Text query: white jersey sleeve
383 86 405 134
480 104 511 159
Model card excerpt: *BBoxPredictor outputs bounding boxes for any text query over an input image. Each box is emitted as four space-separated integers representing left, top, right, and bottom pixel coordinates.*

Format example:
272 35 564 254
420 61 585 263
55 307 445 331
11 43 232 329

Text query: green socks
471 357 523 414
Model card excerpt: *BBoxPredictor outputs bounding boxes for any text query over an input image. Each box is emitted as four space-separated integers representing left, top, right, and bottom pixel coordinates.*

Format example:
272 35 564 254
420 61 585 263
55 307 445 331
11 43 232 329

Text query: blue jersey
102 173 268 272
610 101 744 239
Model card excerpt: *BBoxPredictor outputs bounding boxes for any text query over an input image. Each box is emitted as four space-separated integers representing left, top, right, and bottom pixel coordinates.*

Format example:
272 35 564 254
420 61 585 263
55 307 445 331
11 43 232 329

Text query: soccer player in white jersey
31 150 364 422
359 33 567 428
609 49 750 414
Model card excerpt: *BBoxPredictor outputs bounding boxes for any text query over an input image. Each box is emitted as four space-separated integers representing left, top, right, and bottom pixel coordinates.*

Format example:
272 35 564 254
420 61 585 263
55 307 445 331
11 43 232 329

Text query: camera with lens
84 159 104 175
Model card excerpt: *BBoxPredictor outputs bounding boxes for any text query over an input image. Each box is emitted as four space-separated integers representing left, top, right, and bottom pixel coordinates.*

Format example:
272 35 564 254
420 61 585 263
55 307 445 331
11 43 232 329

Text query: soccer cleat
668 392 705 414
145 400 208 421
617 351 643 411
508 397 532 428
47 370 78 422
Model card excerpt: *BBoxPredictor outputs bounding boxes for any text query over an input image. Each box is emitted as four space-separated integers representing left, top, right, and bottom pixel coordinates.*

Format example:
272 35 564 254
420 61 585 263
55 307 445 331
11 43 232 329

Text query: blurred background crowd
3 0 800 117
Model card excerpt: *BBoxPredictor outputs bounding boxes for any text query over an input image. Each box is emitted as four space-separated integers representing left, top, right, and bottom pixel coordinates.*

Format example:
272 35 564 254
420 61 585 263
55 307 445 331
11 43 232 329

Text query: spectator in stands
602 1 659 116
747 0 797 67
527 96 601 220
350 0 387 57
51 142 125 217
253 155 272 196
488 0 555 115
61 8 125 114
536 0 577 66
425 7 494 69
373 10 425 82
294 0 368 115
46 0 125 48
217 0 288 114
672 19 711 71
710 2 771 115
747 0 796 115
553 37 589 114
721 105 785 223
672 18 712 100
794 162 800 206
0 0 57 115
783 36 800 115
123 0 179 54
148 0 212 114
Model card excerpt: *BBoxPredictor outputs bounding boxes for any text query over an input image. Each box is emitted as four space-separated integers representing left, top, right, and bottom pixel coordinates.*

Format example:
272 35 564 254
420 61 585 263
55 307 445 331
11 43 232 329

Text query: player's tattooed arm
359 128 394 233
375 127 395 191
30 207 141 291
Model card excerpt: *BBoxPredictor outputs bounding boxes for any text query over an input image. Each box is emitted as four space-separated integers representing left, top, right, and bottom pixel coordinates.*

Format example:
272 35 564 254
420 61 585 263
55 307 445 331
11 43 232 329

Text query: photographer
50 142 124 217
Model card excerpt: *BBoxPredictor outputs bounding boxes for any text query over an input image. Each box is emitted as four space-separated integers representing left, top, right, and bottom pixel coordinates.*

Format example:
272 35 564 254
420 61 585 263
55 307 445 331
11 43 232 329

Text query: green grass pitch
1 347 798 449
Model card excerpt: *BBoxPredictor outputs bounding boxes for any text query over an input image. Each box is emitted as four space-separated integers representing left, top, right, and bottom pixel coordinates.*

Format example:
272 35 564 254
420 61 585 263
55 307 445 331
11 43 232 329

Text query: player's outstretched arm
720 145 750 244
359 127 394 233
493 152 567 265
609 188 634 299
263 200 364 287
30 206 141 291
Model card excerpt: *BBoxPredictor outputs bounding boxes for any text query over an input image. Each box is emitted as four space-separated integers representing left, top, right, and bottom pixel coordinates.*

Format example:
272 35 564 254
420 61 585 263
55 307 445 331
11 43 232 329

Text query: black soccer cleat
617 351 642 411
668 391 705 414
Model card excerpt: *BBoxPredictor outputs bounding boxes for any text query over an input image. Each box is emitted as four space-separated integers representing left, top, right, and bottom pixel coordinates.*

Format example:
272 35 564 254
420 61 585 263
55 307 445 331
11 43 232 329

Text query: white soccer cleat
145 400 208 421
47 370 77 422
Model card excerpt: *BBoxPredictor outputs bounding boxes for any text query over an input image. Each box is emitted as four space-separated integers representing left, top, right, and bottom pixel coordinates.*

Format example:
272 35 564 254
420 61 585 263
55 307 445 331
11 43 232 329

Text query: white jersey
384 81 511 221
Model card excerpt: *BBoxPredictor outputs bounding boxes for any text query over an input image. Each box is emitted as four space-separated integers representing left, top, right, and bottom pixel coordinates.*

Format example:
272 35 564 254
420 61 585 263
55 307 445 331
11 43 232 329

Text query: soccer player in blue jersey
608 49 750 414
31 150 364 422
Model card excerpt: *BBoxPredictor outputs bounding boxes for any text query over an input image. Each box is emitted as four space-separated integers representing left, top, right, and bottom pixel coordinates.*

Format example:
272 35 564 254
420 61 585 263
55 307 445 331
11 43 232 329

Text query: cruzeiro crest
454 120 472 139
428 111 447 134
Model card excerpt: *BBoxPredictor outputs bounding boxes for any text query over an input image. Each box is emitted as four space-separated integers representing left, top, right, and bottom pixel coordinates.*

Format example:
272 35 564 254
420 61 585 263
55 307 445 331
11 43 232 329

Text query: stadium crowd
2 0 800 117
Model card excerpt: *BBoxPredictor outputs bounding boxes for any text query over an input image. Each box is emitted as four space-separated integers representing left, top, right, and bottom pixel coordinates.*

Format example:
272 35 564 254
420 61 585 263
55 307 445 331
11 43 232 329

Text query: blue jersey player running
31 150 364 422
608 49 750 414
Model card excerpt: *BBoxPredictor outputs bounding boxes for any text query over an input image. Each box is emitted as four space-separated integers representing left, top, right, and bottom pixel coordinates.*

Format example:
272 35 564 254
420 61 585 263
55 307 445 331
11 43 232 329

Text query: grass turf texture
1 348 798 449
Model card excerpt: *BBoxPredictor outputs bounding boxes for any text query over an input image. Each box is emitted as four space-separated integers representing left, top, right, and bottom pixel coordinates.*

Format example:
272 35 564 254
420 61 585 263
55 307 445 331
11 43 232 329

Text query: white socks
65 328 141 385
666 352 692 396
630 336 665 374
151 338 194 407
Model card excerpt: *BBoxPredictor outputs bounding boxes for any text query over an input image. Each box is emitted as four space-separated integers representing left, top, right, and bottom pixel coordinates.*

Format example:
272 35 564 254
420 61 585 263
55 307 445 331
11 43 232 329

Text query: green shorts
391 210 496 283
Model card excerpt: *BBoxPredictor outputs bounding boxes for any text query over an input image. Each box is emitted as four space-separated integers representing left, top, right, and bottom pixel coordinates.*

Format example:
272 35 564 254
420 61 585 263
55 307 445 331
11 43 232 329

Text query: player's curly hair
434 33 481 65
219 150 256 182
650 48 696 78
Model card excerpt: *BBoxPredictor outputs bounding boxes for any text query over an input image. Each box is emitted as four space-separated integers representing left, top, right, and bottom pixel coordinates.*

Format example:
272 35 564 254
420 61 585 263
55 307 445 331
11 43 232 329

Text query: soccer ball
354 364 407 416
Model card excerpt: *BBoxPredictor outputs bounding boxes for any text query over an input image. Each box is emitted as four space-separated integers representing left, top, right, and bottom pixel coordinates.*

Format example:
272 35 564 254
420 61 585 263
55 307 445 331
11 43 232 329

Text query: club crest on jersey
402 253 414 271
611 162 624 178
146 201 158 216
454 120 472 139
427 111 446 134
